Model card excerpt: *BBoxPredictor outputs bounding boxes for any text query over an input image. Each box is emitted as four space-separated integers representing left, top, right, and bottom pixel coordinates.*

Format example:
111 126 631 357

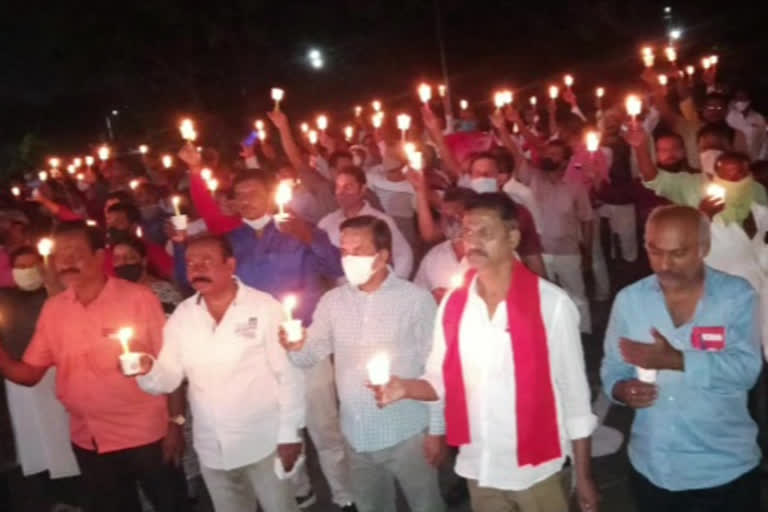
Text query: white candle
438 84 446 97
282 295 303 342
397 114 411 140
502 90 513 105
665 46 677 63
367 353 391 386
408 151 423 172
180 118 197 141
98 145 110 161
300 122 310 134
129 179 140 191
371 113 383 130
271 87 284 111
207 178 219 193
625 95 642 122
49 157 60 168
308 130 319 145
493 91 506 110
709 54 719 65
38 171 48 182
706 183 726 201
200 168 213 181
701 57 712 70
530 96 537 106
11 186 20 198
73 157 82 168
283 295 297 321
344 125 354 142
37 238 53 264
67 164 76 175
172 196 181 216
275 181 293 218
255 119 265 131
643 54 655 68
549 85 559 100
316 115 328 132
418 83 432 104
117 327 134 355
136 226 143 238
596 87 605 99
685 65 695 76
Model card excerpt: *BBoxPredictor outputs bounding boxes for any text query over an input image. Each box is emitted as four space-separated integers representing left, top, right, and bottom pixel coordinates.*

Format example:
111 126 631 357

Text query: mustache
191 276 212 284
58 268 80 276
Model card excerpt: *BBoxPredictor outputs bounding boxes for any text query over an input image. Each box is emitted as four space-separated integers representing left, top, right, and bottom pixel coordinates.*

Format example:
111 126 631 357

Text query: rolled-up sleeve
137 311 185 395
600 291 636 404
683 287 762 392
551 294 597 440
289 292 334 369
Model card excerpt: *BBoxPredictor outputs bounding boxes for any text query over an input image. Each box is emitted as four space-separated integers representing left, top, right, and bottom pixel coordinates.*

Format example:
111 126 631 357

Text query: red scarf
442 262 562 466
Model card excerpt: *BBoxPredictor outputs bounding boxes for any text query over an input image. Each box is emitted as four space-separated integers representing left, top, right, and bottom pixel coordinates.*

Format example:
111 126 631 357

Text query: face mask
13 267 44 291
442 219 462 241
469 177 498 194
243 214 272 231
699 149 723 178
341 255 377 286
734 101 750 113
114 263 143 282
539 158 560 172
712 175 755 224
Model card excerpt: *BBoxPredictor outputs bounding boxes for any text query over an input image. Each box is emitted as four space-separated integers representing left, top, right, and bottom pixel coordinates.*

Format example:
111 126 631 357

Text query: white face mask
242 214 272 231
470 177 499 194
341 255 377 286
699 149 723 178
734 101 750 113
13 267 44 291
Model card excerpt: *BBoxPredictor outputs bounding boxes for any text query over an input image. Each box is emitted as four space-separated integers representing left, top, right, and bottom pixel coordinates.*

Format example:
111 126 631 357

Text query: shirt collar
195 277 244 307
63 275 115 305
648 265 716 300
349 267 396 295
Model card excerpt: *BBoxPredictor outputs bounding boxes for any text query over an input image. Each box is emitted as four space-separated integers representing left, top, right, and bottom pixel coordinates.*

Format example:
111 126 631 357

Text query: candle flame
85 156 95 166
308 130 319 145
372 100 382 112
255 119 265 131
98 145 110 161
585 131 600 152
354 105 362 117
179 118 197 141
366 353 391 386
459 99 469 110
207 178 219 192
11 186 20 197
271 87 284 102
596 87 605 98
316 115 328 131
37 238 53 257
162 155 173 169
49 157 60 168
129 179 140 190
344 125 354 141
625 95 642 117
38 171 48 182
397 113 411 131
276 180 293 206
438 84 446 97
658 74 668 86
138 144 149 155
418 83 432 104
549 85 559 100
685 65 695 76
564 74 574 87
706 183 726 201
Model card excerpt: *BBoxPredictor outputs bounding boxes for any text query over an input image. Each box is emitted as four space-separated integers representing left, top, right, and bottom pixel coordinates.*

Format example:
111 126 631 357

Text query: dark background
1 1 765 176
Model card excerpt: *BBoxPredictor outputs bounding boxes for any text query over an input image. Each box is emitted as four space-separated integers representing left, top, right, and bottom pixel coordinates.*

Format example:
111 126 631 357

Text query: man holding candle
281 215 446 512
370 193 598 512
600 205 762 511
136 234 305 512
0 221 186 512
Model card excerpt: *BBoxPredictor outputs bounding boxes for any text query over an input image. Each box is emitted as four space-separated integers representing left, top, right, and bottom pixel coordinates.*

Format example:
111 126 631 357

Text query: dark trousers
629 465 760 512
73 440 188 512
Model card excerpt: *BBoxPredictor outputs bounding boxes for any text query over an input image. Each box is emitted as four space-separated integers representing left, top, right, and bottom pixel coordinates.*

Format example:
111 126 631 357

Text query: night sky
0 1 764 175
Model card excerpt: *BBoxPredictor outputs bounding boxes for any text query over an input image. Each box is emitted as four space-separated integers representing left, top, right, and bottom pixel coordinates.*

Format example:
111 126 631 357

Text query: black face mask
114 263 143 282
540 158 561 172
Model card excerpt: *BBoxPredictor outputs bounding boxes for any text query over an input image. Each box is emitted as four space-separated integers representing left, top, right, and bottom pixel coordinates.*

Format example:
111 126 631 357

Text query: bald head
645 205 709 288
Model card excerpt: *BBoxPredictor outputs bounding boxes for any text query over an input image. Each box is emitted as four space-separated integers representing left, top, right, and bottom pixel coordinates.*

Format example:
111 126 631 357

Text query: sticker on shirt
234 317 259 339
691 326 726 352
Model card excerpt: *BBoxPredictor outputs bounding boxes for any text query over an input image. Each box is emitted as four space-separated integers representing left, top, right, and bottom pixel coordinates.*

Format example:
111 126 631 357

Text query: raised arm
268 110 311 174
422 106 462 181
623 122 658 182
406 168 442 243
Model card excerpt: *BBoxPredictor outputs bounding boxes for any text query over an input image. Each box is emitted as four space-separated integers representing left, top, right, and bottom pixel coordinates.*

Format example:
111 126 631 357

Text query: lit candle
117 327 134 355
73 157 82 168
709 54 719 66
67 164 76 175
706 183 726 201
493 91 506 110
549 85 559 100
701 57 712 70
530 96 537 107
625 95 642 122
372 100 382 113
585 131 600 153
129 179 140 191
665 46 677 63
282 295 303 342
98 145 110 161
255 119 265 131
201 168 212 181
563 74 574 88
438 84 447 97
643 54 655 68
316 115 328 132
179 118 197 141
49 157 60 169
397 114 411 141
354 105 362 117
502 90 513 105
85 155 95 167
162 155 173 169
641 46 653 58
308 130 319 145
86 219 97 227
138 144 149 155
37 238 53 264
371 113 383 130
172 196 181 216
418 83 432 104
344 125 354 142
11 186 20 198
596 87 605 99
275 180 293 219
367 353 391 386
271 87 284 111
300 122 310 134
76 173 85 182
459 99 469 111
38 171 48 182
658 74 668 86
408 151 423 172
685 65 695 77
450 273 463 289
207 178 219 193
258 129 267 141
403 142 416 159
136 226 143 238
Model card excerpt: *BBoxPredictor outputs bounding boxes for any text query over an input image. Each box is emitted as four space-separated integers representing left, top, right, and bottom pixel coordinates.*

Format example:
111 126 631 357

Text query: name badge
691 326 726 351
235 317 258 339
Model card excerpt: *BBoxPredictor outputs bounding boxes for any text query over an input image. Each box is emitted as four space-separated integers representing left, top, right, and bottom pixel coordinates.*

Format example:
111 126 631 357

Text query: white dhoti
5 368 79 478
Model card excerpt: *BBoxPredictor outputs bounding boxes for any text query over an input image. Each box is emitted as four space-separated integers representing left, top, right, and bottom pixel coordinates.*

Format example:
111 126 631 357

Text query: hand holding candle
37 238 53 265
585 131 600 153
367 353 391 386
116 327 146 377
281 295 303 342
397 114 411 140
706 183 726 202
625 95 642 123
271 87 285 111
275 180 293 221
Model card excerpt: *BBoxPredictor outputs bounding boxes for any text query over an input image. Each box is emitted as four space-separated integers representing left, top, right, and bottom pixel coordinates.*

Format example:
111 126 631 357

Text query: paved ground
1 241 767 511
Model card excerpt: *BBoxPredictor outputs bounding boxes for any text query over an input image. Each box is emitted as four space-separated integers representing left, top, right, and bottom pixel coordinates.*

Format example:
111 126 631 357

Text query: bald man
601 205 762 512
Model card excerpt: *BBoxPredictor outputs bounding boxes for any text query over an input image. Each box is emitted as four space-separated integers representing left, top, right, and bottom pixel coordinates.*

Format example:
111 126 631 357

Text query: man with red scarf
371 193 599 512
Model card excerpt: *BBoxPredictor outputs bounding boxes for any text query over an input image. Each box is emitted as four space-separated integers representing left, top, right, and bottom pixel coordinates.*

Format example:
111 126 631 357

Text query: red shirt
23 278 168 453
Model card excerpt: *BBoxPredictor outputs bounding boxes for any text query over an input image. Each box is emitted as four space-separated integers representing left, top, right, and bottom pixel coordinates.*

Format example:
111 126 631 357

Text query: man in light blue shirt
601 205 762 511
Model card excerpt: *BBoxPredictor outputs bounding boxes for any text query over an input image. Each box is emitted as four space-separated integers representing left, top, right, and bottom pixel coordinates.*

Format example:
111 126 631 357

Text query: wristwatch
169 415 186 426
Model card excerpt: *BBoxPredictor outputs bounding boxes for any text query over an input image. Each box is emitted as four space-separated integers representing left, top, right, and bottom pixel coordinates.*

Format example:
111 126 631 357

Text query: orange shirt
23 277 168 453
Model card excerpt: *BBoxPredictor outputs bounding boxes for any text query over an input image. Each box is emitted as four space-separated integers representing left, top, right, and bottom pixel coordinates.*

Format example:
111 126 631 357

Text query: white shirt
165 218 207 255
727 107 767 161
502 178 539 232
318 202 414 279
138 281 305 470
423 274 596 491
705 204 768 360
414 240 468 291
367 168 416 219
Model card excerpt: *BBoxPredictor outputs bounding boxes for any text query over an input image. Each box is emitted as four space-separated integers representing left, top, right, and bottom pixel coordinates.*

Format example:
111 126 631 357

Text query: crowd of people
0 45 765 512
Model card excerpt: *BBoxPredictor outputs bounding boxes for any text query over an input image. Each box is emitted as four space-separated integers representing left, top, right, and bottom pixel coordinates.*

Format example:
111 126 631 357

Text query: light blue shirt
601 266 762 491
289 272 444 453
